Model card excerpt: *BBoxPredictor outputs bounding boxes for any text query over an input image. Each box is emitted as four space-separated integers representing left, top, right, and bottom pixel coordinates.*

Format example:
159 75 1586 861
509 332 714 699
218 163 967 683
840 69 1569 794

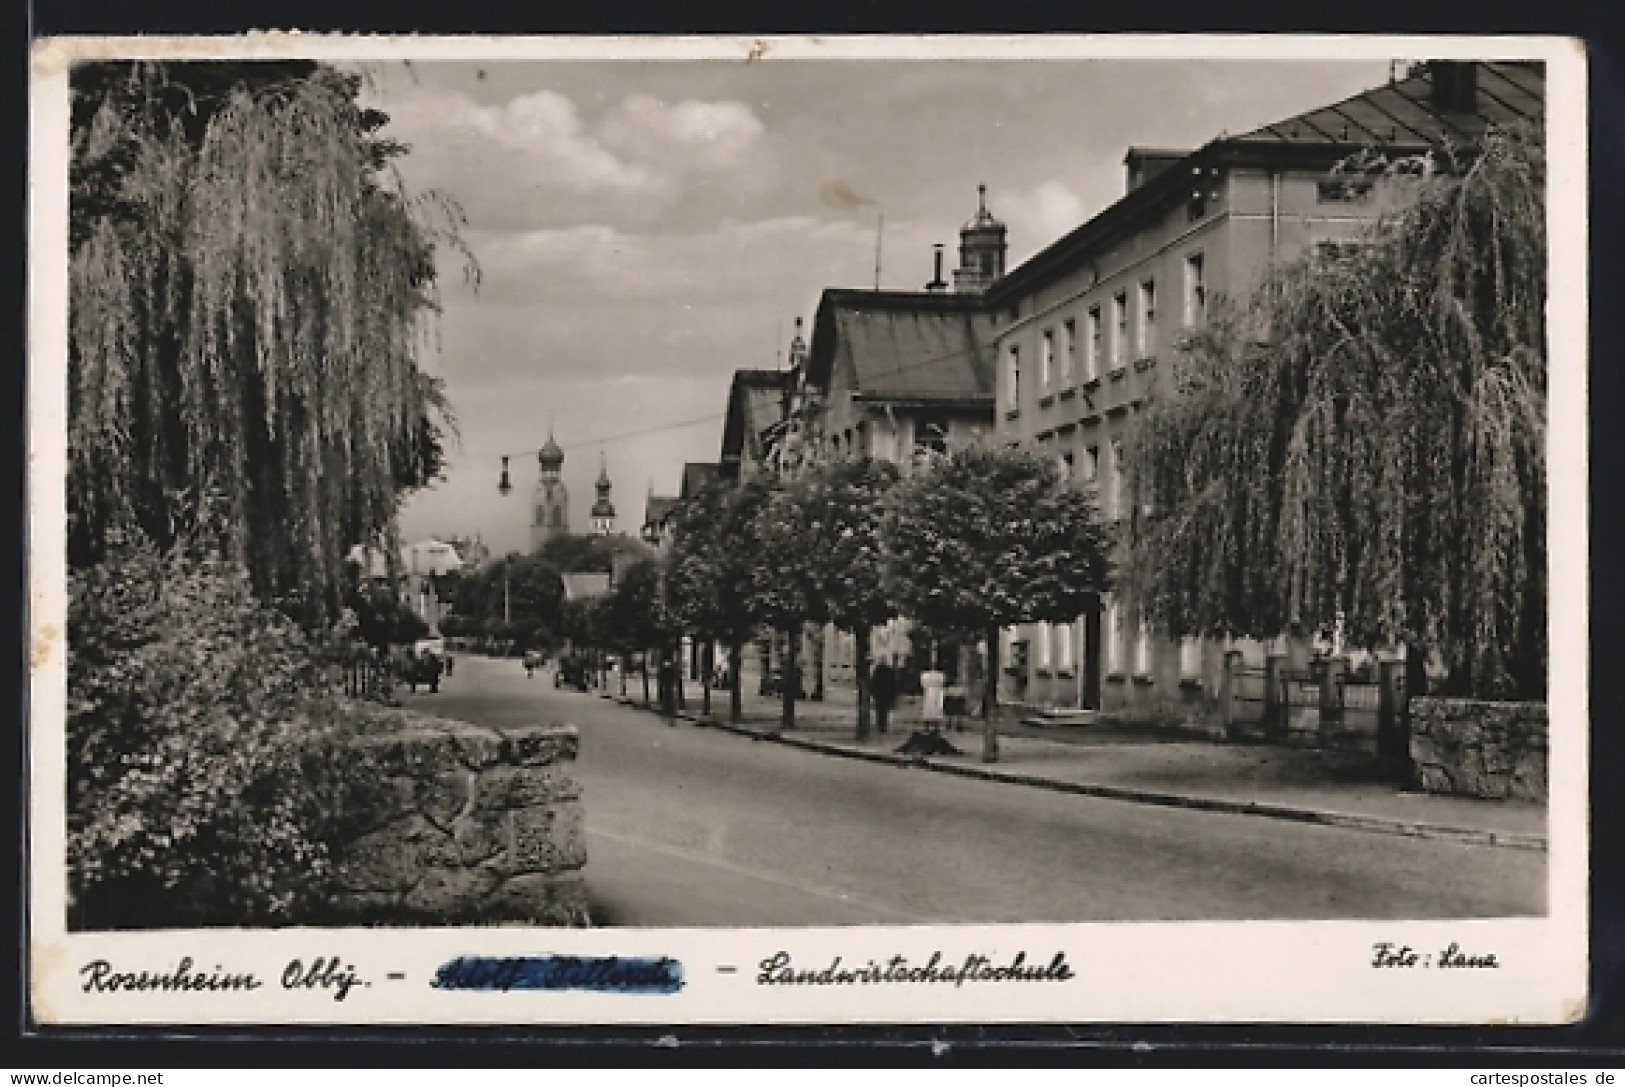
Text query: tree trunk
982 622 1001 763
700 640 713 718
811 624 825 700
674 640 686 711
854 627 872 742
728 641 744 722
781 625 798 731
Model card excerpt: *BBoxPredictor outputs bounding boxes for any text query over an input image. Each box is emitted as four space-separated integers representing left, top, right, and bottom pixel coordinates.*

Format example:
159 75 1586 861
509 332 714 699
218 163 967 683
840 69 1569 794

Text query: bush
67 530 376 929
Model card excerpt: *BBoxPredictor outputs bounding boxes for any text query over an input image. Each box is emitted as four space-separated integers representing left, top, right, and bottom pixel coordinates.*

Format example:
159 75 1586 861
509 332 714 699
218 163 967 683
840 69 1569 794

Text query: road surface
420 654 1545 926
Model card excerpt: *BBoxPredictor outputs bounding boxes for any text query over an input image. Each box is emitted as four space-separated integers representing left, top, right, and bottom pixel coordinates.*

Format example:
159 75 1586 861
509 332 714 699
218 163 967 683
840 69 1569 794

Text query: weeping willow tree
68 62 468 624
1121 124 1546 700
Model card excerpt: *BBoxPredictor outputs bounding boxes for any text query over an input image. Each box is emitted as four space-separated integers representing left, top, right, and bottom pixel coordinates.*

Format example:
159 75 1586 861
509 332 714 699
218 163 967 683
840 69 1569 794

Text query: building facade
987 60 1545 723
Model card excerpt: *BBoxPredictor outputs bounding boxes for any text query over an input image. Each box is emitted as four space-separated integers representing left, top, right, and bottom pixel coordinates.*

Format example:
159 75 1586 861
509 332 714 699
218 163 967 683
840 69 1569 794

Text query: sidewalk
599 668 1546 853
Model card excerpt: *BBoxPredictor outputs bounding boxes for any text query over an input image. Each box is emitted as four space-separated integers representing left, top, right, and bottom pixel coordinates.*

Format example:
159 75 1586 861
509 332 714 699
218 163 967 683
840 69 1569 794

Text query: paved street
419 654 1544 926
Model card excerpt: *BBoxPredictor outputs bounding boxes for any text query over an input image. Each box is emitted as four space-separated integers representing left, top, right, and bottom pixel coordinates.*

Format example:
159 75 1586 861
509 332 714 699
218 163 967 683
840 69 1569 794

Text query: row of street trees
596 448 1117 763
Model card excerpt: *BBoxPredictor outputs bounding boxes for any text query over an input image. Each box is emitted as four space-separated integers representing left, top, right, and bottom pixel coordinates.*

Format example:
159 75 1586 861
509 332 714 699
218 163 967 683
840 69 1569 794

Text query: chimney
925 243 947 292
1430 60 1478 113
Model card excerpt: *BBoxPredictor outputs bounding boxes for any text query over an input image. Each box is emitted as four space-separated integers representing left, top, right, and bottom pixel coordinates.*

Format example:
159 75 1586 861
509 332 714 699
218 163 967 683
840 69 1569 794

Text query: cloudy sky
366 55 1390 557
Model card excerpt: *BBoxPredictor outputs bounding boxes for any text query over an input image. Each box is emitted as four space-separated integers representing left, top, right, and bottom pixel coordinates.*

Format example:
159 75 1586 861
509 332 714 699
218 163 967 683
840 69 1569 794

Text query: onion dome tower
590 453 617 536
530 429 570 552
952 184 1008 294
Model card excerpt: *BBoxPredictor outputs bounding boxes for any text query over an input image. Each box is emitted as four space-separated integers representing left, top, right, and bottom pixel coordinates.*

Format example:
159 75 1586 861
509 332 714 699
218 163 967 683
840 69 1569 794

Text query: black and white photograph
27 35 1587 1025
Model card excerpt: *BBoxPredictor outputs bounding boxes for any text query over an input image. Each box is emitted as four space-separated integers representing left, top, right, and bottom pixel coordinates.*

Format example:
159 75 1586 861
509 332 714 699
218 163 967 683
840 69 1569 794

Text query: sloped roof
644 496 679 527
806 289 994 405
679 462 720 499
720 369 791 469
989 61 1544 304
560 572 611 601
1231 61 1543 149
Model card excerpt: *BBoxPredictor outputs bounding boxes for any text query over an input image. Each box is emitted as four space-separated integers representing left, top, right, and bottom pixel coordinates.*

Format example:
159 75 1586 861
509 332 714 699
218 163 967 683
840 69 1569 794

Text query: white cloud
598 95 766 172
1001 180 1089 263
374 84 770 231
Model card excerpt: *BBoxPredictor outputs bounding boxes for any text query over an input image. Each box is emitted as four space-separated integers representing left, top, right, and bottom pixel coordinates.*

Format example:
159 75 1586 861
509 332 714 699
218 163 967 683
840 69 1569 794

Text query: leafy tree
776 457 900 738
666 477 773 722
68 61 469 625
751 477 830 730
1120 125 1546 706
883 447 1112 761
605 559 673 705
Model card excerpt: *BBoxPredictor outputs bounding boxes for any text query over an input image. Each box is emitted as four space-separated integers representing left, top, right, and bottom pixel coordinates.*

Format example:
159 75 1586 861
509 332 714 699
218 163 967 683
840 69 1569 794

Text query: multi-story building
988 60 1544 722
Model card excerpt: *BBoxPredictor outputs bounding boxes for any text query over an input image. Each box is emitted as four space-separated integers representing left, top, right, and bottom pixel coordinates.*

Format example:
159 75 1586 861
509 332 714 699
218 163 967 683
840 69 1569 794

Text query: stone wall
1409 697 1547 802
327 717 590 925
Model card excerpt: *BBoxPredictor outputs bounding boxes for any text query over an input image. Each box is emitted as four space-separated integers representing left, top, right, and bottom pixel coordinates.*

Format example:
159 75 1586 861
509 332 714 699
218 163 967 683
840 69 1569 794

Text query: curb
609 697 1546 853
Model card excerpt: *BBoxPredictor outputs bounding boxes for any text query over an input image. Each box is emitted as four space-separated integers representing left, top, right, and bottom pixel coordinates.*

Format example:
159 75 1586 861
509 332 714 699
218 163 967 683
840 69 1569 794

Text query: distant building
988 60 1545 721
641 493 680 550
348 537 464 632
560 572 611 603
589 454 617 536
719 368 795 482
530 432 569 553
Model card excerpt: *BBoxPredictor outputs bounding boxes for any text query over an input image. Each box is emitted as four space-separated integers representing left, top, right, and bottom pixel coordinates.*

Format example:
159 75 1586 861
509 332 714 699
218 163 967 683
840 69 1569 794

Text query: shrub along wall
1408 697 1547 803
326 717 590 926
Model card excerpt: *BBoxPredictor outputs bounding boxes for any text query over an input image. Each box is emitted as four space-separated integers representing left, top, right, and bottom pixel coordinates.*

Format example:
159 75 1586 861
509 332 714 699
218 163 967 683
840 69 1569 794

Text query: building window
1317 174 1374 203
1085 307 1101 381
1111 292 1127 370
1137 280 1157 358
1059 450 1074 482
1040 329 1054 389
1061 319 1076 383
1180 638 1202 679
1084 444 1099 483
1184 253 1206 327
1134 618 1152 676
1006 345 1021 410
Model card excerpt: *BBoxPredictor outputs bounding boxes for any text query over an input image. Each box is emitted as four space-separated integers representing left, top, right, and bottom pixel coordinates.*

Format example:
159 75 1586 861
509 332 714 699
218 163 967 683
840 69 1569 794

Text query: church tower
953 184 1008 294
530 431 569 553
590 453 617 536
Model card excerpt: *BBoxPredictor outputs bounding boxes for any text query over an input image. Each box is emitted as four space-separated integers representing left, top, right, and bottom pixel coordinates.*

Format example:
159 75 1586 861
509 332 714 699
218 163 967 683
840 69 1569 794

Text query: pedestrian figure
870 660 897 736
402 647 418 693
444 654 455 677
524 650 538 678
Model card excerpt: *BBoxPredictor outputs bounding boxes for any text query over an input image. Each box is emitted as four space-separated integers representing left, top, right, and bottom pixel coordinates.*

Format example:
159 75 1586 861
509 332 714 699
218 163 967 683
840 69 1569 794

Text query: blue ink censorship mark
430 956 684 994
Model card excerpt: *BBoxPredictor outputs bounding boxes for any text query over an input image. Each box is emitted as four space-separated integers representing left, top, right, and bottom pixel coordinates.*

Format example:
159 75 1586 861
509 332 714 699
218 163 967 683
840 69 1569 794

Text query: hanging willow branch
69 63 470 625
1121 124 1546 699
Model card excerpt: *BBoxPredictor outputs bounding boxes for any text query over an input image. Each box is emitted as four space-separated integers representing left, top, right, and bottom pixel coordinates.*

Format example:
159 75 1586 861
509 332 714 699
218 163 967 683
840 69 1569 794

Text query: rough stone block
450 813 505 865
504 726 580 768
475 765 582 811
503 802 587 875
403 867 502 915
479 872 591 926
392 770 476 826
451 727 510 769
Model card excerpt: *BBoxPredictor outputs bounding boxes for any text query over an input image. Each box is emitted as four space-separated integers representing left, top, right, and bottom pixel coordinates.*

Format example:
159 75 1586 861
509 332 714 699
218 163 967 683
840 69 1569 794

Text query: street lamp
498 455 513 497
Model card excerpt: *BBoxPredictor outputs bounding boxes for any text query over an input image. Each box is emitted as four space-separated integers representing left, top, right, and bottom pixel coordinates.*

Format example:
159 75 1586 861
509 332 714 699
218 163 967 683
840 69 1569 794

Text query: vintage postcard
27 33 1588 1027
